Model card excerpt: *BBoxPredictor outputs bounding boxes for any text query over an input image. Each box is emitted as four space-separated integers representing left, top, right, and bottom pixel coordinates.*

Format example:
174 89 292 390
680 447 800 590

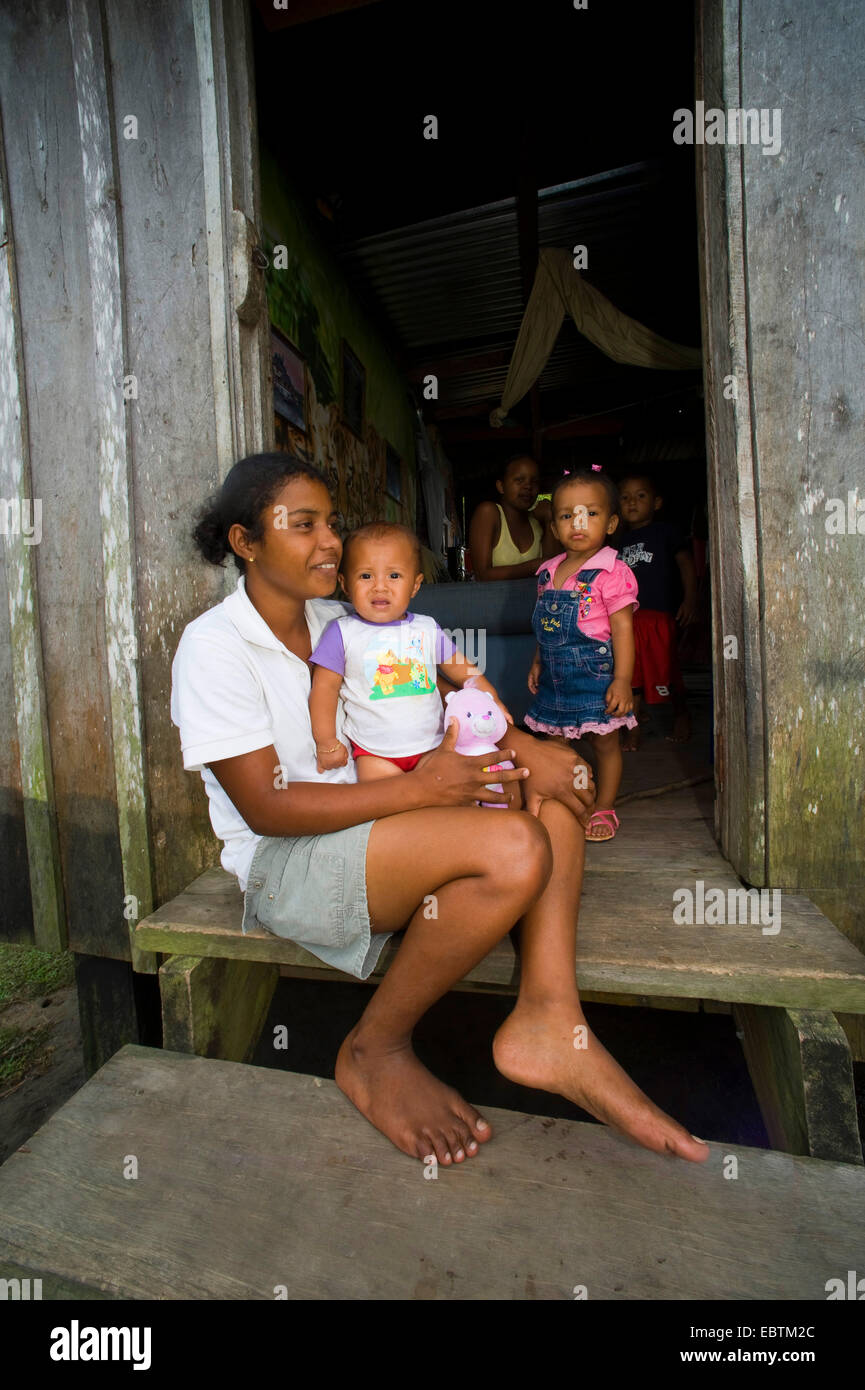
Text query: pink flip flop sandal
585 808 619 842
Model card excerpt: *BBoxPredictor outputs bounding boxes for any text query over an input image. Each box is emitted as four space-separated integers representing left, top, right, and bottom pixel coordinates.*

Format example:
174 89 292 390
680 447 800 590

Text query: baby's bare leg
355 755 404 781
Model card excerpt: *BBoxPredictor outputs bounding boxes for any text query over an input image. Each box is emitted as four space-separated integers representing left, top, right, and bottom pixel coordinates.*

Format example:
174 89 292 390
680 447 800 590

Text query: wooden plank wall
0 116 50 946
0 0 123 953
695 0 766 886
738 0 865 1052
699 0 865 1051
0 0 268 959
102 0 227 921
0 550 34 945
68 0 154 971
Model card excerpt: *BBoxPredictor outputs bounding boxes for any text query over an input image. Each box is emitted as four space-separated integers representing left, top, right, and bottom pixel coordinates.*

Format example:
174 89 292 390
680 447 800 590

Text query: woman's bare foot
492 1000 709 1163
621 726 641 752
335 1025 492 1166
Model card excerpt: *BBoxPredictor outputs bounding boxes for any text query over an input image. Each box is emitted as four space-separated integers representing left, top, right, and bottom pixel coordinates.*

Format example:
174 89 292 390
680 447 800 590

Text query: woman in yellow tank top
469 454 551 581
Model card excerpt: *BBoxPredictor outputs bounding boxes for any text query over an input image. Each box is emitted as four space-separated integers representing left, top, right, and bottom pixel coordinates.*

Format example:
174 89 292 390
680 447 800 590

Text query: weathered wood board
138 861 865 1012
160 954 278 1062
696 1 865 1001
738 2 865 898
0 0 270 965
268 961 708 1013
811 888 865 1061
0 0 126 954
0 1045 862 1300
695 0 766 885
0 106 62 949
0 602 33 944
0 337 34 942
734 1004 862 1165
74 954 143 1079
102 0 236 916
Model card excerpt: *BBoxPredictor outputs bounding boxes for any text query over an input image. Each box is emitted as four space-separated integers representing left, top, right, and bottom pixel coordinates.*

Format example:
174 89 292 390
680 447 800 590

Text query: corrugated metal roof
333 161 697 419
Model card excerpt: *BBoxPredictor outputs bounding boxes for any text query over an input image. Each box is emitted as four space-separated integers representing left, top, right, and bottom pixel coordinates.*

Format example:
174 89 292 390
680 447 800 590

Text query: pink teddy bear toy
443 687 514 809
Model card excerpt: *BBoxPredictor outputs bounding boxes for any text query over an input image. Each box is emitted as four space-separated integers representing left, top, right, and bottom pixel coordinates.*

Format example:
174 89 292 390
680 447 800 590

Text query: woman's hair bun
192 505 232 566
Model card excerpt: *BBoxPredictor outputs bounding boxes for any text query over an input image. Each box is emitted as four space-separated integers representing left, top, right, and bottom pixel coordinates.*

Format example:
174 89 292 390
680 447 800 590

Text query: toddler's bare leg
355 754 404 780
493 798 709 1163
587 730 622 834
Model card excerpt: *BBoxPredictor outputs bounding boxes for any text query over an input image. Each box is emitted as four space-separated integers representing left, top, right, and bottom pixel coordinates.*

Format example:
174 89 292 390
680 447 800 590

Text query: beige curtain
490 248 702 427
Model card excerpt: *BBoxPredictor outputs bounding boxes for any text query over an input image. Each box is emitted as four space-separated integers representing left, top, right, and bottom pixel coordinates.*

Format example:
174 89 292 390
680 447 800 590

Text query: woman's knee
493 814 552 899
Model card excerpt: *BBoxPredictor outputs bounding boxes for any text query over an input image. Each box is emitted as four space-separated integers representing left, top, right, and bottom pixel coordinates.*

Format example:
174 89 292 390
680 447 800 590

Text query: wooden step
136 860 865 1012
0 1045 862 1300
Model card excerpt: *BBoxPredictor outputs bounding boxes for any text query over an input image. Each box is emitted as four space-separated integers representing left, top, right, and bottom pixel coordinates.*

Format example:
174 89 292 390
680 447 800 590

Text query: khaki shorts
241 820 390 980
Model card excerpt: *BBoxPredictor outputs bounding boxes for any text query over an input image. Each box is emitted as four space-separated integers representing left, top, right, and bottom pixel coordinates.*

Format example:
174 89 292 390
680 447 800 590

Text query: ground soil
0 986 86 1165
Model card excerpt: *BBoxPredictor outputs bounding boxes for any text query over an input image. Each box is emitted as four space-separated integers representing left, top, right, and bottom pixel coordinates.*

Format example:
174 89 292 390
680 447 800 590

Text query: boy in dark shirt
617 475 698 746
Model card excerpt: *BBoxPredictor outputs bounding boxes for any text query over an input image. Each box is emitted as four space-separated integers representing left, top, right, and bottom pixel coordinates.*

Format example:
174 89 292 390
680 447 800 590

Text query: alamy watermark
49 1322 151 1369
826 1270 865 1299
0 498 41 545
673 102 781 157
825 492 865 534
440 628 487 673
1 1276 42 1299
673 881 781 935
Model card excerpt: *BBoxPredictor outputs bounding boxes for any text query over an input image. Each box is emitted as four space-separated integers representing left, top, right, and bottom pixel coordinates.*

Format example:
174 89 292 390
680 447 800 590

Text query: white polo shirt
170 575 355 891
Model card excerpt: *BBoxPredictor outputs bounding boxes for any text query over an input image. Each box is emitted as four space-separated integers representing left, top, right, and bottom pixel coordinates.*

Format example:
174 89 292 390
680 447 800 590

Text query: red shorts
351 742 425 772
631 609 685 704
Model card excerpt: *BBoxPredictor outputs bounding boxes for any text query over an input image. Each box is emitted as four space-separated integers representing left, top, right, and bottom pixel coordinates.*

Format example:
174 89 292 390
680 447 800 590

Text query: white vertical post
0 119 66 952
68 0 155 969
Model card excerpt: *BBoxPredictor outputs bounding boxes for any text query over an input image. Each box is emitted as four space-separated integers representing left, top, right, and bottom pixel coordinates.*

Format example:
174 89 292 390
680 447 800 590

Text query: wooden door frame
694 0 767 886
193 0 273 493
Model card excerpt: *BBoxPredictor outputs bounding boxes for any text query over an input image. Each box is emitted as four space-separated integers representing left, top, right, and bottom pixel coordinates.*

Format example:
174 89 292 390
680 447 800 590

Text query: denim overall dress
524 567 616 737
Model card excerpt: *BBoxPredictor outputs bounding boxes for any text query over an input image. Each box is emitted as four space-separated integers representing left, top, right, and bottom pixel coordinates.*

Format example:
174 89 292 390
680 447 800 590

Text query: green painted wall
260 145 415 522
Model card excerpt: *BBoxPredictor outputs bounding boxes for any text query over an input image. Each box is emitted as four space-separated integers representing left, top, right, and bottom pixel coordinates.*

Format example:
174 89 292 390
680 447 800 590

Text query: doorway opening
251 0 711 805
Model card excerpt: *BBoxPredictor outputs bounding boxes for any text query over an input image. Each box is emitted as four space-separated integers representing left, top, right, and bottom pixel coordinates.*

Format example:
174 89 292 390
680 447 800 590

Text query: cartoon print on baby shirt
407 632 429 684
364 629 436 700
372 649 399 696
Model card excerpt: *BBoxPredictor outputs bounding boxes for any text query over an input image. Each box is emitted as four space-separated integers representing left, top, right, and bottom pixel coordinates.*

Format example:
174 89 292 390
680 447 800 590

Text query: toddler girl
309 522 510 781
525 467 638 841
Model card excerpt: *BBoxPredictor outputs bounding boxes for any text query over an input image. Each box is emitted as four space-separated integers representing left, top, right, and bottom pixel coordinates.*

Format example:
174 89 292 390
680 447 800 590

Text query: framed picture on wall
385 444 402 503
341 341 365 438
271 327 307 433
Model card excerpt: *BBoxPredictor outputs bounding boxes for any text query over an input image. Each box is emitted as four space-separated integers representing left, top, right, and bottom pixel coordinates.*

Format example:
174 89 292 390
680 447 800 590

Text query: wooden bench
135 788 865 1166
1 1044 863 1300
